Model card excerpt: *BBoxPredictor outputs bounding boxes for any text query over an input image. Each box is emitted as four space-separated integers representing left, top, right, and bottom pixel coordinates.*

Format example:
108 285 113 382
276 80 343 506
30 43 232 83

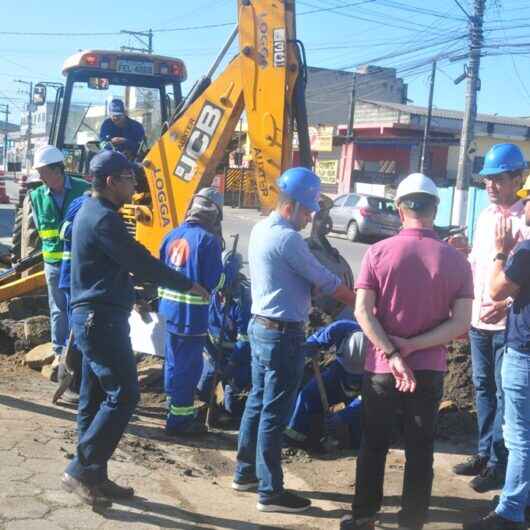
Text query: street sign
315 159 338 184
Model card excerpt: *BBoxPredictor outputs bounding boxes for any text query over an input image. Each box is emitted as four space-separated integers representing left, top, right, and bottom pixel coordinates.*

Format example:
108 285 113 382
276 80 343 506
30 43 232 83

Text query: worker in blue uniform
284 320 366 451
56 193 90 402
62 150 207 508
99 99 146 156
197 250 252 418
159 187 224 436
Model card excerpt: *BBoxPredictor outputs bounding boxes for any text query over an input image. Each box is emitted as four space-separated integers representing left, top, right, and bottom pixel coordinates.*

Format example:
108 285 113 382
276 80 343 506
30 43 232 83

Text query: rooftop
360 99 530 128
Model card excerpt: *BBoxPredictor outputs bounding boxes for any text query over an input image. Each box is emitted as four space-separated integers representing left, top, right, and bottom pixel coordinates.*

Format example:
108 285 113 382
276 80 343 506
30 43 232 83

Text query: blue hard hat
276 167 321 212
89 150 133 179
480 143 527 177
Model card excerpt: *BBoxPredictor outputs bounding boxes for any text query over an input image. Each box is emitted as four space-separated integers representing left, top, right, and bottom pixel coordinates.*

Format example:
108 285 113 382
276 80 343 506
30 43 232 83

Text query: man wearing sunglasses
454 144 528 494
464 177 530 530
61 150 208 508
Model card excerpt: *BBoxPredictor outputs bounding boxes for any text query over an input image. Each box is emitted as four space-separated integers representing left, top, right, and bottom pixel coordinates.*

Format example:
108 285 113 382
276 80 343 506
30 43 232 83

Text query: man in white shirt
453 143 528 494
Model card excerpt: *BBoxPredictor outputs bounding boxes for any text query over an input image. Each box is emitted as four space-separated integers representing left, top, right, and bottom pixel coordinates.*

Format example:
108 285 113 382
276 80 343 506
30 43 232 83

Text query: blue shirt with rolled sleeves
249 211 341 322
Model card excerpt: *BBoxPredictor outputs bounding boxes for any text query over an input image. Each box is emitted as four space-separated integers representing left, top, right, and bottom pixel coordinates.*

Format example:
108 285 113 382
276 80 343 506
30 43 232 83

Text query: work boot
257 491 311 513
61 473 112 508
99 478 134 499
462 512 526 530
491 496 530 524
339 514 376 529
165 419 208 437
453 454 489 476
470 467 505 493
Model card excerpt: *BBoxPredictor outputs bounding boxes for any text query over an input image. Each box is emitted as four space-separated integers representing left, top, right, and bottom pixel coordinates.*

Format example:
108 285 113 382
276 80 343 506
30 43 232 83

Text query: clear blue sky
1 0 529 123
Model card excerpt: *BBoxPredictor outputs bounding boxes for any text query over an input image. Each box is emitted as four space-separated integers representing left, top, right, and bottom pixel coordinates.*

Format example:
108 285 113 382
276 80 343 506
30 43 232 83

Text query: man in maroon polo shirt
340 173 474 530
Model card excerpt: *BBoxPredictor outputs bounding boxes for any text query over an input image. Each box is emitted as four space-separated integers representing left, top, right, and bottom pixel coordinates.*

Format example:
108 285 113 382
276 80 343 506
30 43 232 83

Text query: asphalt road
222 206 370 278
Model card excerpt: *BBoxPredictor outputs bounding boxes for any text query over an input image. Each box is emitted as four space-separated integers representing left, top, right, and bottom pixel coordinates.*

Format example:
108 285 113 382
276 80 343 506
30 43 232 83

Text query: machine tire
347 221 359 242
11 206 23 262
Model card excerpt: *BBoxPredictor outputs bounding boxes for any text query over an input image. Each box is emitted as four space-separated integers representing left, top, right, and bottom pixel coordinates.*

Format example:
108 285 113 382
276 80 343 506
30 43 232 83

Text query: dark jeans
469 327 507 470
65 306 140 485
234 318 305 501
60 289 81 393
353 371 444 529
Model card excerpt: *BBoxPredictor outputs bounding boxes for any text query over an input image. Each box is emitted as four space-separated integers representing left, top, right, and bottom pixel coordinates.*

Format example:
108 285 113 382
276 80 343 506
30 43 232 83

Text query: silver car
329 193 402 241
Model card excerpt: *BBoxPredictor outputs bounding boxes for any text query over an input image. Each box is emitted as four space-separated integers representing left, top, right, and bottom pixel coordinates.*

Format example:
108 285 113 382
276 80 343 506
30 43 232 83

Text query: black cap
89 150 133 179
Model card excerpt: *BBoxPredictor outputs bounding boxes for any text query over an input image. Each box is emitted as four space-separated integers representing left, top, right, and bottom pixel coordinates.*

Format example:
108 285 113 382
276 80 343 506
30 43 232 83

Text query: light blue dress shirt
249 211 341 322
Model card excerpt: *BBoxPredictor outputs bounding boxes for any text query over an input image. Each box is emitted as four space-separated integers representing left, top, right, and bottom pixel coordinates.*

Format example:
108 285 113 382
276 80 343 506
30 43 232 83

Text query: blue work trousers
234 318 305 502
287 359 362 446
164 333 205 431
495 348 530 523
58 289 81 393
469 327 507 470
197 350 251 416
44 262 68 356
66 306 140 485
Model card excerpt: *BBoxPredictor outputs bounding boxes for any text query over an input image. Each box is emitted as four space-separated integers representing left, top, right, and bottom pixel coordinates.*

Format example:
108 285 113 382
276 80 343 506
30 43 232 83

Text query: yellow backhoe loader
0 0 352 316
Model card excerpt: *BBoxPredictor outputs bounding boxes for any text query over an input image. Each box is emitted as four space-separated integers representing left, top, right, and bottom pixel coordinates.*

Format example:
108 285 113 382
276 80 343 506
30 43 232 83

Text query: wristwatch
384 348 400 360
494 253 507 262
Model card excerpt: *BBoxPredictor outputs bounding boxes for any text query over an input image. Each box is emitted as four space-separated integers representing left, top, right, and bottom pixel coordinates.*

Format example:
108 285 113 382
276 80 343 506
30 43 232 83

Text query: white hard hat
338 331 367 375
395 172 439 204
26 170 42 184
34 145 64 170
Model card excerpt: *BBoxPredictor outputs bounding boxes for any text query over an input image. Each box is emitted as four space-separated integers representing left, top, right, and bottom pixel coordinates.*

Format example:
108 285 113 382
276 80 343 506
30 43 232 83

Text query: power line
495 3 530 102
452 0 472 20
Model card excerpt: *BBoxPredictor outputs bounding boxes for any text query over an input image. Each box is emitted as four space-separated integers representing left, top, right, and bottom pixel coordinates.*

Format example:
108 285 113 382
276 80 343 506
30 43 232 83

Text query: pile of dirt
443 341 474 410
438 340 477 439
0 295 50 356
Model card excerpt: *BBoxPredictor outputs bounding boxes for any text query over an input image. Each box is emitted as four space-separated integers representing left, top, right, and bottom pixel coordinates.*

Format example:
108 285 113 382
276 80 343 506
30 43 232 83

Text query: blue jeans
66 306 140 485
496 348 530 523
164 333 205 431
234 318 305 501
44 262 68 356
469 327 507 470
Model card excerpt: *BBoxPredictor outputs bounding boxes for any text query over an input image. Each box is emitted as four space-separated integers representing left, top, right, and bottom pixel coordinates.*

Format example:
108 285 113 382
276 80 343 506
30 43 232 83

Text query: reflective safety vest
30 176 90 264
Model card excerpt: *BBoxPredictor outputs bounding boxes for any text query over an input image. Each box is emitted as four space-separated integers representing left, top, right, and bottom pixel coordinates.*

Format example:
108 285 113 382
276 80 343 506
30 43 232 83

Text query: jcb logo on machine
174 102 224 182
273 28 286 68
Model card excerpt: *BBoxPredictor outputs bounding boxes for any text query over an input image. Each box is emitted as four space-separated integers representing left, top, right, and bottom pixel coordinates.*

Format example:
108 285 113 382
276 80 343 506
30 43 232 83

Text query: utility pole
15 80 34 172
0 104 9 172
347 73 357 137
452 0 485 226
419 60 437 174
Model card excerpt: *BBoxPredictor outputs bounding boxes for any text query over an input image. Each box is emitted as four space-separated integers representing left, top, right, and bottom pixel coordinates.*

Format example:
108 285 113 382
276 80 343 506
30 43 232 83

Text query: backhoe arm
136 0 303 256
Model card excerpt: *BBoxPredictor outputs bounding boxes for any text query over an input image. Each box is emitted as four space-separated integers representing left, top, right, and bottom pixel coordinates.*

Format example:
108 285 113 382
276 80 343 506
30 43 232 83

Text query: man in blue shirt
99 99 146 156
284 320 365 451
56 193 90 403
232 167 356 513
465 177 530 530
62 150 208 508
